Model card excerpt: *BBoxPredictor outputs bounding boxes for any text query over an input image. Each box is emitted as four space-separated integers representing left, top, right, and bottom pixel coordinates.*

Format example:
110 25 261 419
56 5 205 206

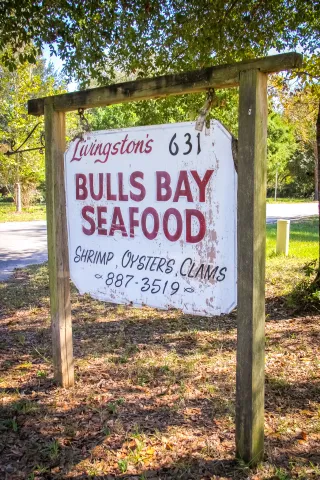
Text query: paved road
0 221 47 281
0 203 318 281
266 202 318 224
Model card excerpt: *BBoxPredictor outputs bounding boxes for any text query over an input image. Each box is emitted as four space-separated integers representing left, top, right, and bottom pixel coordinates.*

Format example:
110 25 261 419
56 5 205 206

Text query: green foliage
282 147 315 198
267 110 297 187
117 459 128 473
0 54 65 205
268 73 319 198
88 89 239 136
289 260 320 312
0 1 318 86
0 203 46 222
44 440 60 460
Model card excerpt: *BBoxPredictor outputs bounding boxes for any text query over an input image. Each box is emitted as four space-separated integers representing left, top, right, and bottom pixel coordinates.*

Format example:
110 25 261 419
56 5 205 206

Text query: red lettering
141 207 159 240
130 171 146 201
89 140 97 155
156 171 172 201
190 170 214 202
129 207 139 237
118 173 129 201
89 173 103 201
82 206 95 235
93 143 103 156
145 135 153 153
134 140 144 154
111 141 120 155
126 140 135 154
163 208 182 242
173 171 193 202
186 209 206 243
71 135 153 163
95 142 111 164
76 173 88 200
97 206 107 235
120 134 129 154
71 138 82 162
106 173 116 201
80 143 89 157
109 207 127 237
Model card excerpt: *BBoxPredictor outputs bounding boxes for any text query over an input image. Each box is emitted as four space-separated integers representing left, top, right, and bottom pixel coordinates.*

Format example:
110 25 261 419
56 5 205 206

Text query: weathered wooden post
236 69 267 463
44 98 74 387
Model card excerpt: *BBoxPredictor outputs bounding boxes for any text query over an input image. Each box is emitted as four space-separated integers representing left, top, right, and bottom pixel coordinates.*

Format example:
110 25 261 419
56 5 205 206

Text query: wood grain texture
236 69 267 464
29 52 302 116
44 99 74 387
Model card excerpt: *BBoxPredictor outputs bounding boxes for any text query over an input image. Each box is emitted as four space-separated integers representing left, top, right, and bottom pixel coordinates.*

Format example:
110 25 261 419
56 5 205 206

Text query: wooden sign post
28 52 302 464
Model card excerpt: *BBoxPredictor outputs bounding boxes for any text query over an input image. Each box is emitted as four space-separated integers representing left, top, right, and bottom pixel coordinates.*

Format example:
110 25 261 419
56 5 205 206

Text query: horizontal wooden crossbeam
28 52 302 116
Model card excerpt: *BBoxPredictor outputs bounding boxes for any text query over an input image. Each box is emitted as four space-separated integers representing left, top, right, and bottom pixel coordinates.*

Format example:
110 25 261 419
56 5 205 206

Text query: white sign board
65 121 237 316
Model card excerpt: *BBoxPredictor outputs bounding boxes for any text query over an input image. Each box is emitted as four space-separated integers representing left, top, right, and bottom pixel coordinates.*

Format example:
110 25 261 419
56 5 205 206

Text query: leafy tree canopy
267 110 297 186
0 54 65 202
0 0 319 86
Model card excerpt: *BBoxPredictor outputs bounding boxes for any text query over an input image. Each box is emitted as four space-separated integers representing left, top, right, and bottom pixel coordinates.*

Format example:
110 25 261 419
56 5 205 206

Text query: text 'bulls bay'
75 169 214 243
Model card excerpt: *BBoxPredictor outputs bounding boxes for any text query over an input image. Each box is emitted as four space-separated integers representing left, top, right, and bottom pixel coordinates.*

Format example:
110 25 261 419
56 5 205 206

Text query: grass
0 219 319 478
266 218 319 298
266 217 319 259
0 202 46 222
266 197 315 203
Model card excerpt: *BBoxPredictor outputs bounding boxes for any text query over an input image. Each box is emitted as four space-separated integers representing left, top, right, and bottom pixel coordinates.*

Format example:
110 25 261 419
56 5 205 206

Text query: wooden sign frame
28 52 302 464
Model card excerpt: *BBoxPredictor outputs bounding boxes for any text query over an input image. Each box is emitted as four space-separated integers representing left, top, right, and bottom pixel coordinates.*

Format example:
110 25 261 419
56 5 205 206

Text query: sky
42 44 78 92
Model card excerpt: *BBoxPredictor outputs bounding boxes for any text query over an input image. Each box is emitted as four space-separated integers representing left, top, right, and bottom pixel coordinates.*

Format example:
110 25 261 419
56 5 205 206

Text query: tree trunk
314 99 320 284
15 153 22 212
15 182 22 213
318 99 320 267
315 158 319 201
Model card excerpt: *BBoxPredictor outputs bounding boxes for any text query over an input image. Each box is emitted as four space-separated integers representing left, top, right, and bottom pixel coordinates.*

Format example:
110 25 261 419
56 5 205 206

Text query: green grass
266 218 319 259
0 203 46 222
266 218 319 297
266 197 315 203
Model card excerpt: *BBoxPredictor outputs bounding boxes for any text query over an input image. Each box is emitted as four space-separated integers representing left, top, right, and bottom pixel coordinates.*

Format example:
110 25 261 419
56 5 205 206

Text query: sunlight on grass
266 198 315 203
0 203 46 222
266 218 318 259
265 218 319 296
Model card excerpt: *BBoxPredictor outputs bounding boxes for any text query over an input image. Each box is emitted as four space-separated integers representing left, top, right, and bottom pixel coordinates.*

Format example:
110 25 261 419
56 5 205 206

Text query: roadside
0 221 47 281
266 201 318 224
0 203 46 222
0 202 318 281
0 200 318 224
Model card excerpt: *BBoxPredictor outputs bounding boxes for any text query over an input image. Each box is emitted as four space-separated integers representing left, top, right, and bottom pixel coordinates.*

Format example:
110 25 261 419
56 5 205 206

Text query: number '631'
169 133 201 156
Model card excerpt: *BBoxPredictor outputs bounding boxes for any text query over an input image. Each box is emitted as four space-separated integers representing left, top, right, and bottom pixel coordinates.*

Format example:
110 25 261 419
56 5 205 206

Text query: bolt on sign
65 120 237 315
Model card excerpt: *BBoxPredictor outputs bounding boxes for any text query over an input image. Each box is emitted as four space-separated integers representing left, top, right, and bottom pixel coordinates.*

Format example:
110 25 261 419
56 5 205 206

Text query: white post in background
276 219 290 256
